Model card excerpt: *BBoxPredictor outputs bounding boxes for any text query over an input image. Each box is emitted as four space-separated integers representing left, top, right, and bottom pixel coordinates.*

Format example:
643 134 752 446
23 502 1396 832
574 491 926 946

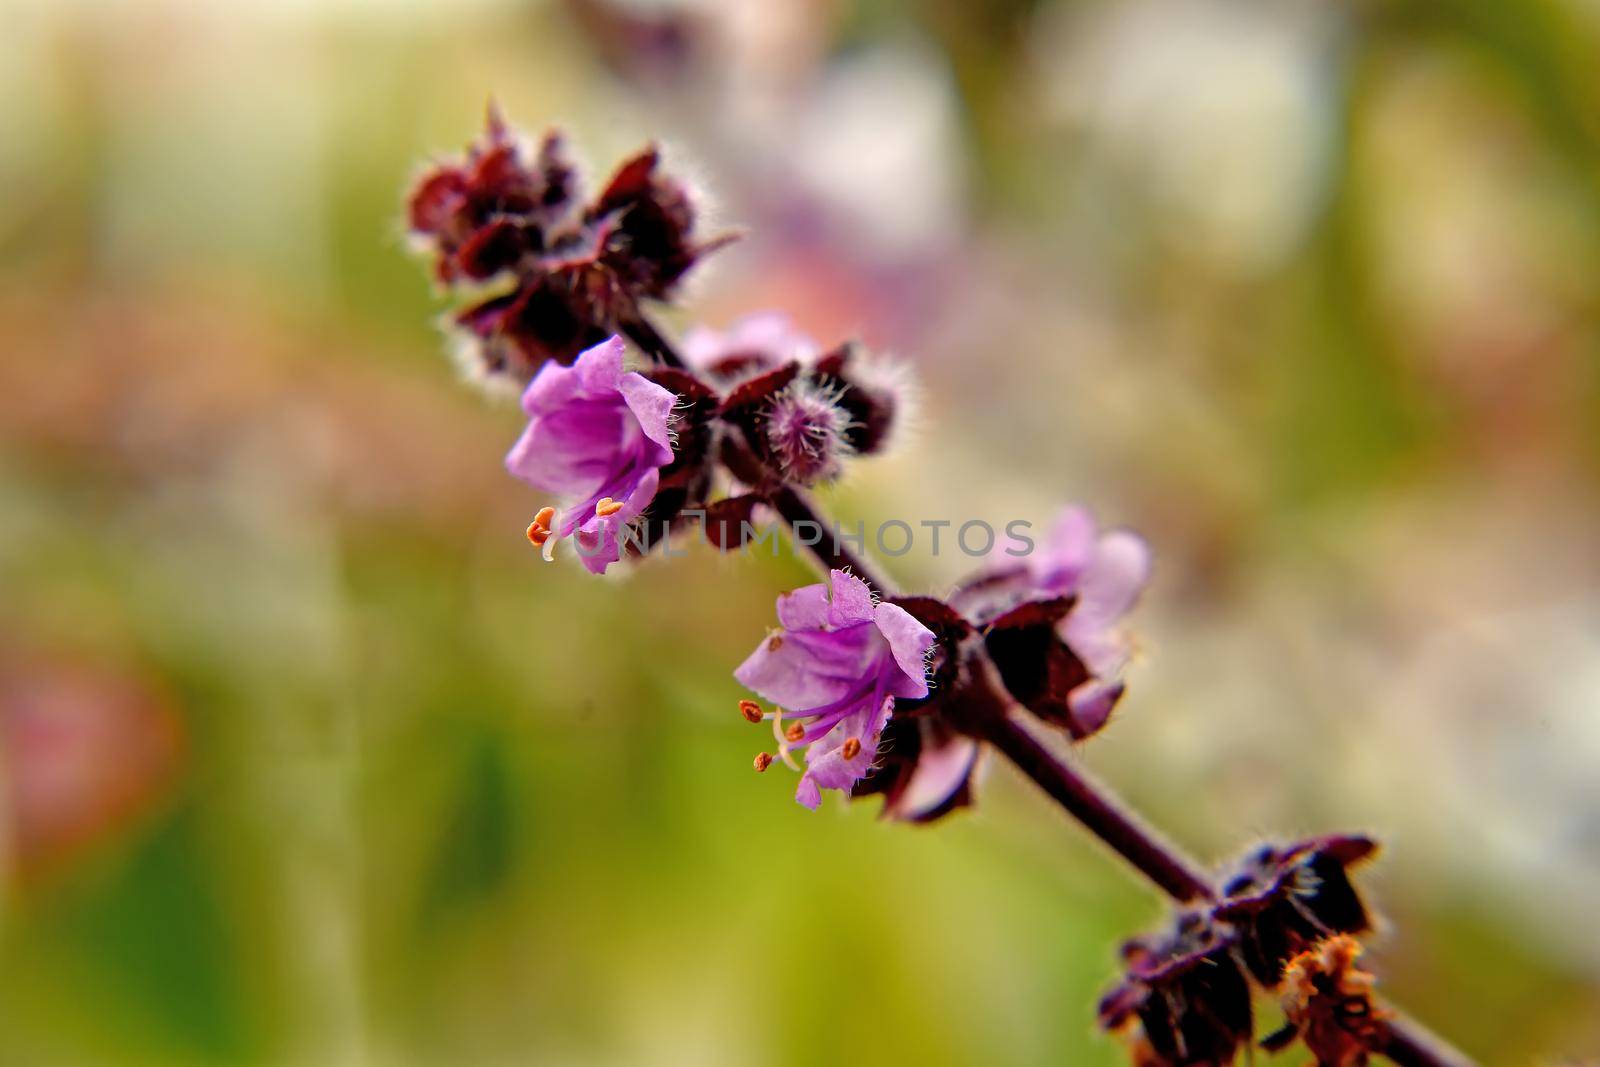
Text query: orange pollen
753 752 774 773
785 722 806 742
526 523 550 547
766 634 784 651
841 737 861 760
738 700 764 724
595 497 624 517
533 506 556 529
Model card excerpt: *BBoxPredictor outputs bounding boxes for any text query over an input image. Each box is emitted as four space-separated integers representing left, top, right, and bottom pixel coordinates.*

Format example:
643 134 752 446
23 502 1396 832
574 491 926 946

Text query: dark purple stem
719 437 898 595
1382 1017 1479 1067
621 315 685 370
977 689 1215 903
767 483 900 594
628 312 1475 1067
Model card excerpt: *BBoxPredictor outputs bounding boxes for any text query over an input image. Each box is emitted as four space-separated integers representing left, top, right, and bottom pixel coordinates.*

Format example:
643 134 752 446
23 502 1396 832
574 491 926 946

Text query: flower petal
795 695 893 805
795 775 823 810
566 467 662 576
617 372 677 458
872 602 934 699
886 725 979 821
1060 616 1130 678
1075 530 1152 627
774 581 831 631
518 339 601 416
1028 506 1097 594
1066 679 1125 740
824 570 877 629
505 402 629 498
733 629 865 710
570 336 628 394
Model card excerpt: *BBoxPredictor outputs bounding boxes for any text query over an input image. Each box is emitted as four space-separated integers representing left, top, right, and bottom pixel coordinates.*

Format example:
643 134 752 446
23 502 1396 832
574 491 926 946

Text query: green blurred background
2 0 1599 1063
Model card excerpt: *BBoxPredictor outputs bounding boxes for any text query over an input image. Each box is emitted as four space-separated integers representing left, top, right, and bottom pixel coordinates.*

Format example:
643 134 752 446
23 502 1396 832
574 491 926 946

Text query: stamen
753 752 774 773
738 699 764 724
595 497 624 517
766 634 784 652
841 737 861 761
771 711 803 770
785 722 805 742
527 505 558 554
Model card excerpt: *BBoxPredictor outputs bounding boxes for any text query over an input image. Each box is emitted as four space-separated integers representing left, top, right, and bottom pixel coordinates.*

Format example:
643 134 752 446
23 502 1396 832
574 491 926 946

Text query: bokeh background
3 0 1599 1063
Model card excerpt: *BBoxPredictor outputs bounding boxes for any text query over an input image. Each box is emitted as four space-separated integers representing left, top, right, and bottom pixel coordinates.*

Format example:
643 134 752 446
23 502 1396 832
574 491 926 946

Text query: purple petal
567 467 661 575
683 312 817 369
518 338 612 417
505 402 630 498
1067 679 1125 739
1028 506 1097 594
886 725 979 821
733 629 868 710
795 775 823 810
617 372 677 457
795 695 893 806
1075 530 1152 627
570 336 628 393
872 602 934 699
1061 618 1129 678
774 581 831 631
824 570 877 628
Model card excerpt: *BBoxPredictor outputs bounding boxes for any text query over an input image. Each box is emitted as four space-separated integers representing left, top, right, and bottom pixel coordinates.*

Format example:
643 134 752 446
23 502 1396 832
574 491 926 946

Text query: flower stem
622 315 686 370
630 312 1475 1067
975 685 1215 903
719 435 900 594
1381 1017 1479 1067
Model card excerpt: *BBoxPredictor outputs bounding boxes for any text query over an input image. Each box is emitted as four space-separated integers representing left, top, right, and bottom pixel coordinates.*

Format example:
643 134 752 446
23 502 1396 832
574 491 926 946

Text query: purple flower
1028 506 1152 681
505 337 676 574
977 506 1151 739
735 570 934 809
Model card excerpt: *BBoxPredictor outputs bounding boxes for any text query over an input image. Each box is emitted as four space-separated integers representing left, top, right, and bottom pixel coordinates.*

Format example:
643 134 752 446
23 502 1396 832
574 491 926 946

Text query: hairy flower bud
687 316 906 482
762 380 853 485
811 342 903 456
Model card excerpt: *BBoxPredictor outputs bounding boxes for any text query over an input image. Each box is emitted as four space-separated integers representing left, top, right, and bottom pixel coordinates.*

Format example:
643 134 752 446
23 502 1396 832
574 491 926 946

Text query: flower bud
407 107 735 387
1099 912 1254 1067
762 380 853 486
812 342 903 456
1215 835 1378 988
